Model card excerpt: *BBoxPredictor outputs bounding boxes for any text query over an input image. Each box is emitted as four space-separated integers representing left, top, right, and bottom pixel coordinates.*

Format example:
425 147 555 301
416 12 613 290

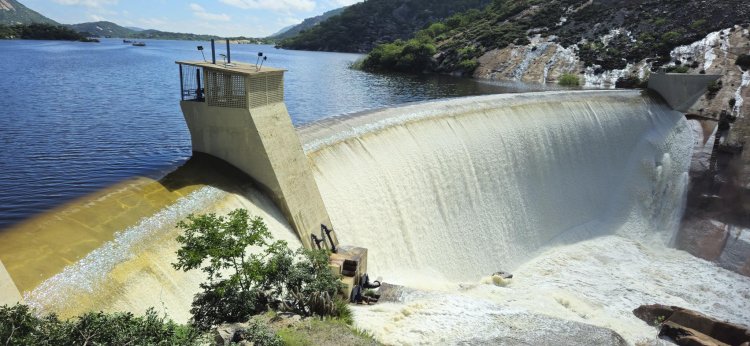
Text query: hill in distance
278 0 492 53
271 6 347 40
0 0 57 25
68 21 133 38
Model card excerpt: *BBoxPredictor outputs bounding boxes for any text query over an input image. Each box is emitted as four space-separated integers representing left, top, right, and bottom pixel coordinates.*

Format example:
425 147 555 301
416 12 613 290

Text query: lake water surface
0 38 545 229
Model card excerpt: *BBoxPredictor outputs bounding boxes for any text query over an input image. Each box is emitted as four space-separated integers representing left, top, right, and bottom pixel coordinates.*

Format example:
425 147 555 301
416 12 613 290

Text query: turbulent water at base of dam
18 91 750 344
301 90 750 343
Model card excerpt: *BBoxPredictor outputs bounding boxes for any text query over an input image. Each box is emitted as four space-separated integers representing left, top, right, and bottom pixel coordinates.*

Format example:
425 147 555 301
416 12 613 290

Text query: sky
22 0 362 37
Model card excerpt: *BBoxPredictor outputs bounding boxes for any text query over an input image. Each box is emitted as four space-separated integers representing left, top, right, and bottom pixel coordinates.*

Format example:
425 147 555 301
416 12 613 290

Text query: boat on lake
132 42 146 47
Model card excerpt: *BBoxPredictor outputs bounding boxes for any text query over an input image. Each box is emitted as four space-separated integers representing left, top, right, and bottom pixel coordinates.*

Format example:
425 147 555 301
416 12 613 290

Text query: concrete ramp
648 72 721 112
0 259 21 306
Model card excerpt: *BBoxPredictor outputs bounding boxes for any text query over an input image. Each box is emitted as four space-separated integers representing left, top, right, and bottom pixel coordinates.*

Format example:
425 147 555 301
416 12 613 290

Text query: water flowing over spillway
300 90 750 343
15 90 749 344
303 90 691 283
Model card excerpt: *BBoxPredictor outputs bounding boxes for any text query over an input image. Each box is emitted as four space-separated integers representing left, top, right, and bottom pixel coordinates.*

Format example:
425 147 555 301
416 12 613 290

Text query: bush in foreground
173 209 346 331
0 304 202 345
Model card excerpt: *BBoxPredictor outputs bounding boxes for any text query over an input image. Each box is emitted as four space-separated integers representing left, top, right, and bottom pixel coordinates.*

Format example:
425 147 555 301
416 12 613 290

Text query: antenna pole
210 39 216 64
226 39 231 64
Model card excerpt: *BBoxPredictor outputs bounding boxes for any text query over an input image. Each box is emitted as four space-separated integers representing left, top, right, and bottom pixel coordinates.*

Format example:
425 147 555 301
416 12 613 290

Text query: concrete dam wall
13 90 750 343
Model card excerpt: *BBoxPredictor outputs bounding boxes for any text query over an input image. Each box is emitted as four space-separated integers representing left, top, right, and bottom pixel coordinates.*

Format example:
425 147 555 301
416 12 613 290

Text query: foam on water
23 187 224 314
299 90 749 343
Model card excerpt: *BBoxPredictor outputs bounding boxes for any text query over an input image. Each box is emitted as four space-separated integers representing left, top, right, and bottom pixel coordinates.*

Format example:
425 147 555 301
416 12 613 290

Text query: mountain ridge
0 0 57 25
270 7 347 40
278 0 492 53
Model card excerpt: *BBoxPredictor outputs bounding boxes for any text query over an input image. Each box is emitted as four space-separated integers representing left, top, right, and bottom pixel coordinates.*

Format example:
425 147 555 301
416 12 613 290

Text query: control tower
176 46 334 249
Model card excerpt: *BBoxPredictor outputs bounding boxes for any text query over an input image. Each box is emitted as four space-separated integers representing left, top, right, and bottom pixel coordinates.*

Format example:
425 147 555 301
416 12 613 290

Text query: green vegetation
0 304 203 345
361 37 438 73
0 23 97 41
1 210 367 345
615 75 648 89
173 209 348 331
257 312 377 346
359 0 749 75
558 73 581 86
278 0 491 52
666 65 690 73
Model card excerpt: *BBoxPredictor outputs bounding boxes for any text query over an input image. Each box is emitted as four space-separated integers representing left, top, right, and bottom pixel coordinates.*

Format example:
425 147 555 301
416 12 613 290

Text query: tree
173 209 345 331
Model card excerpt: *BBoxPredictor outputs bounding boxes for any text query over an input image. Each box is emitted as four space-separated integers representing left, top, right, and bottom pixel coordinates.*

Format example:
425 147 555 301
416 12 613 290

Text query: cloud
219 0 316 12
53 0 118 8
89 14 107 21
189 3 231 22
330 0 362 6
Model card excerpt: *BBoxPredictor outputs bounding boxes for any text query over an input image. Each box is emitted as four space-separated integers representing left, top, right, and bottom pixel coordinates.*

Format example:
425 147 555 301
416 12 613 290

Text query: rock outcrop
634 304 750 346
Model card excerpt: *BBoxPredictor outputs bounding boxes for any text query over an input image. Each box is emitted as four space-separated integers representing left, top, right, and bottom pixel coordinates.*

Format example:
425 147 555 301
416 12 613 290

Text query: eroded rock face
634 304 750 346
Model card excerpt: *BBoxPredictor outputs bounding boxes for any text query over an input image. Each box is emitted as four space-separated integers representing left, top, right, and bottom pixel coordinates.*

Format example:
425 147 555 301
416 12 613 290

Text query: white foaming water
23 187 224 315
300 90 749 343
303 90 691 285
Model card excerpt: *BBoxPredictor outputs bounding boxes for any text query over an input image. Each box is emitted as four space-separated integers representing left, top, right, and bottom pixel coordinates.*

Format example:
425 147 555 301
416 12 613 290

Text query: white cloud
89 14 106 21
53 0 118 8
220 0 316 12
189 3 231 22
330 0 362 6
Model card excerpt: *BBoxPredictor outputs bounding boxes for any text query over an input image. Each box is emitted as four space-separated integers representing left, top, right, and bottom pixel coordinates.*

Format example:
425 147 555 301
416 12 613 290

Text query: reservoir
0 38 532 230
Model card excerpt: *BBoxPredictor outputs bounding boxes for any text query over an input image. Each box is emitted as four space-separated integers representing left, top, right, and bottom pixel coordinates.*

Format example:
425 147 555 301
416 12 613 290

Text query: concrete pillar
648 72 722 112
177 62 333 249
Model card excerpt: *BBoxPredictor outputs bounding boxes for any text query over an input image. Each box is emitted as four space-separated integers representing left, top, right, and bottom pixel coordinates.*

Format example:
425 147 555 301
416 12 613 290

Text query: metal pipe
179 64 184 101
311 234 324 250
322 224 337 253
196 69 202 100
226 39 231 64
211 39 216 64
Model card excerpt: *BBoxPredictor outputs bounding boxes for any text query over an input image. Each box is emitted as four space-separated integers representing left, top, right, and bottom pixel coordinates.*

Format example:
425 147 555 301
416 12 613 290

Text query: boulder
718 226 750 276
634 304 750 345
675 217 729 261
213 322 249 346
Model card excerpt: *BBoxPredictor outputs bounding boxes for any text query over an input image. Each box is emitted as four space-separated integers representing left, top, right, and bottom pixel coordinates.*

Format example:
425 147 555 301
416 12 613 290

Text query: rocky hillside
362 0 749 76
278 0 491 53
270 7 347 40
0 0 57 25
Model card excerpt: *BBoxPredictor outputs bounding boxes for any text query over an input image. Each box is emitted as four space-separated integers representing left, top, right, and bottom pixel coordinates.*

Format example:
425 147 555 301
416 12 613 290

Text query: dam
1 57 748 343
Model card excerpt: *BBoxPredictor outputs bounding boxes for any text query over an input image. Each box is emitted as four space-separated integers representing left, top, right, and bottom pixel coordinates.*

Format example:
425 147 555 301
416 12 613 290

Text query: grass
257 312 380 346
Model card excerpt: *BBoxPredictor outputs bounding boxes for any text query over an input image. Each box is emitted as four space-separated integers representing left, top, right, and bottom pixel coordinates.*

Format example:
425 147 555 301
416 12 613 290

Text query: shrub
558 73 581 86
173 209 344 331
666 65 690 73
690 19 706 30
0 304 203 345
736 54 750 71
615 75 647 89
457 59 480 73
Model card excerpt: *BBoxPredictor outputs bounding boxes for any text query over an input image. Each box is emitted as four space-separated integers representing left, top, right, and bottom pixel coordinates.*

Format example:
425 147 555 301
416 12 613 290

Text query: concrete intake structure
648 71 721 113
176 60 334 249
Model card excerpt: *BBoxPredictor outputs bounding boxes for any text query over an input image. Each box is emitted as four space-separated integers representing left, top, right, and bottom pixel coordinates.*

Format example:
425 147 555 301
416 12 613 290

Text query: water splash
24 187 223 314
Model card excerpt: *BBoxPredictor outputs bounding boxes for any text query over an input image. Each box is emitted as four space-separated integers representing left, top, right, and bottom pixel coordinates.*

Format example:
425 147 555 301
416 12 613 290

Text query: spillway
302 90 691 284
299 90 749 343
11 90 749 344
